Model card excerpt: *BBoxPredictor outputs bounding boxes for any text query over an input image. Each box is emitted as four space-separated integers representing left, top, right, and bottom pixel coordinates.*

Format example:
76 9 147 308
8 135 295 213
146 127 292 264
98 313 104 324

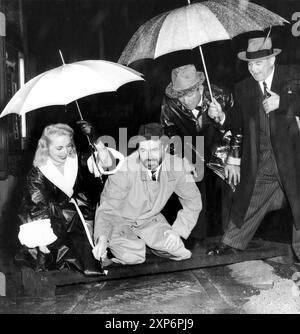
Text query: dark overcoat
160 84 233 162
17 154 103 272
224 64 300 229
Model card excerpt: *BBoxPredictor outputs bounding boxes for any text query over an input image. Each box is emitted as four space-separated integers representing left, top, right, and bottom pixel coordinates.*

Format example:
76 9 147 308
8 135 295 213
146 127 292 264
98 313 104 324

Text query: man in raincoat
92 123 202 265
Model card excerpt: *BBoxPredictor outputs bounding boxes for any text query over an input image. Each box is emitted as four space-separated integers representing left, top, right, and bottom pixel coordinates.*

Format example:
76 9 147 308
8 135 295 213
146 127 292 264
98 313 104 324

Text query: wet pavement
1 232 299 314
1 258 300 314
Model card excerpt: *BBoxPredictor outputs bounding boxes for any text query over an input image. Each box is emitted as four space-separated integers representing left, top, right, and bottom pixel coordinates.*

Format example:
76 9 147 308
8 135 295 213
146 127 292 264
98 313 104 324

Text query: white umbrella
0 57 144 118
0 56 143 260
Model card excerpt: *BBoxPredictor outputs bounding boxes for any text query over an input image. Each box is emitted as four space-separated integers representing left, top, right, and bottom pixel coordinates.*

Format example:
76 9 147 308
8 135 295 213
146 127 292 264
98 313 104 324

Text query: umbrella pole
199 45 221 122
59 49 85 121
198 45 213 101
58 49 103 182
58 49 84 121
75 101 104 183
59 49 66 65
75 100 84 121
188 3 215 100
62 56 103 183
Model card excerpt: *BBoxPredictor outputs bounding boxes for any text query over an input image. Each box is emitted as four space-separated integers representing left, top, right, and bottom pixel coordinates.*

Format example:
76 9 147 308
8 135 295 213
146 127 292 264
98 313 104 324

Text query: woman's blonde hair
33 123 76 167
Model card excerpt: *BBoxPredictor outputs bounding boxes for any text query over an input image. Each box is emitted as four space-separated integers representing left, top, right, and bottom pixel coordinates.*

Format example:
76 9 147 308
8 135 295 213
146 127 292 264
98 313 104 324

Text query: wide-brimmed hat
238 37 281 61
165 64 205 99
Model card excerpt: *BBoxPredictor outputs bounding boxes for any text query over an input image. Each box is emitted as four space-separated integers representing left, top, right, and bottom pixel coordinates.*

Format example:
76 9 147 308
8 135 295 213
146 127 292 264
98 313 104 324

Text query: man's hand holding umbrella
208 99 240 186
208 98 226 124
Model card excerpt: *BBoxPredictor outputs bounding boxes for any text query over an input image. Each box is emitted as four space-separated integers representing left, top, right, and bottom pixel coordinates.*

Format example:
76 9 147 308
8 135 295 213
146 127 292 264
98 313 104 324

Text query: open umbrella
0 54 143 176
0 56 144 119
0 56 144 253
118 0 288 99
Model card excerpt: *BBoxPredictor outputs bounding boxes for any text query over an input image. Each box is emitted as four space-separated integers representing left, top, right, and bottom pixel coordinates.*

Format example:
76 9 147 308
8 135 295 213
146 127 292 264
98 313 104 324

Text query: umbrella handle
199 45 220 123
74 99 99 166
73 99 103 182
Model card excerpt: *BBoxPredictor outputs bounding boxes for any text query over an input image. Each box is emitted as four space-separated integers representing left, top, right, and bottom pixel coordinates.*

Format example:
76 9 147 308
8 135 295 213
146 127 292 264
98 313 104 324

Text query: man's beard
145 158 161 170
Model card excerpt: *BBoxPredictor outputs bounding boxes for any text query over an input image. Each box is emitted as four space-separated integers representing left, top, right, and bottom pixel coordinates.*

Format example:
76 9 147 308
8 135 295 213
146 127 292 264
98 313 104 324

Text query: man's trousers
107 213 191 265
222 151 300 259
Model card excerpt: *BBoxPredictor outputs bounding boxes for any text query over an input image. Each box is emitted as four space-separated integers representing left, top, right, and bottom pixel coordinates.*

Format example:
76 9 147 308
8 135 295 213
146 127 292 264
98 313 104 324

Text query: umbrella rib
17 69 58 115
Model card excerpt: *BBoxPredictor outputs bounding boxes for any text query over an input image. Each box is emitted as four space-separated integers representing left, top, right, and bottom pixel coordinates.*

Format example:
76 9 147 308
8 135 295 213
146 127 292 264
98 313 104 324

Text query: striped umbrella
118 0 288 99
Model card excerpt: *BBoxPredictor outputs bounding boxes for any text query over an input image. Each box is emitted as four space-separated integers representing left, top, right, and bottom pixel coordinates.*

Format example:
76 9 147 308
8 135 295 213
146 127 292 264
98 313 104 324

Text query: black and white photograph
0 0 300 316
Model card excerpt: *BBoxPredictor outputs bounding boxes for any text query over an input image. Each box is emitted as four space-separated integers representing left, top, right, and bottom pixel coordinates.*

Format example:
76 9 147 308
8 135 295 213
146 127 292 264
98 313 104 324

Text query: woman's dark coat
17 155 103 272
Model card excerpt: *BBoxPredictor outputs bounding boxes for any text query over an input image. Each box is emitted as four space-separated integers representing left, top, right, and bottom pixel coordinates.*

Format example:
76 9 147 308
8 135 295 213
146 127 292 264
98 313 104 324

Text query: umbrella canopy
0 60 144 118
118 0 289 66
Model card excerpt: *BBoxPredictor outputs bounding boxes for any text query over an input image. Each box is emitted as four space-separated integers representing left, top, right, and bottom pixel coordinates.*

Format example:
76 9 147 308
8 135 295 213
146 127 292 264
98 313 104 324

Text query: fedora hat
165 64 205 99
238 37 281 61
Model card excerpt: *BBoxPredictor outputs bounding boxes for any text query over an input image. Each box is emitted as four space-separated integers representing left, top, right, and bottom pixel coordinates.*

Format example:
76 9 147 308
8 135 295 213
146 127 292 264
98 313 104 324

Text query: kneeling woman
16 123 123 275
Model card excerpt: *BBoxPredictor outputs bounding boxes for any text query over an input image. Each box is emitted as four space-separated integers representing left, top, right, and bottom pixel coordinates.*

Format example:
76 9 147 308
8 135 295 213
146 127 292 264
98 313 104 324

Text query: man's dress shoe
206 243 240 256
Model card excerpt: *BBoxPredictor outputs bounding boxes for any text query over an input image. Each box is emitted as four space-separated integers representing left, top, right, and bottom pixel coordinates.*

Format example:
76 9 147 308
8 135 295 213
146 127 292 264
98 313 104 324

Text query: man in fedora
207 37 300 258
161 64 242 240
92 123 202 265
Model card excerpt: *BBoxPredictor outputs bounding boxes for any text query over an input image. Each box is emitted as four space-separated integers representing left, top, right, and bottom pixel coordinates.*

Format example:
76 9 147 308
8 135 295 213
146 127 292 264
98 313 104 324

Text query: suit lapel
269 66 282 123
250 66 281 151
270 65 281 95
247 78 261 152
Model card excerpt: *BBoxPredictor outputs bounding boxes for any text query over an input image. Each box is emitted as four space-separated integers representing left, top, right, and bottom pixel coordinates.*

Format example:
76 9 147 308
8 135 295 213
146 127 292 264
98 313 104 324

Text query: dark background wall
0 0 299 249
15 0 300 151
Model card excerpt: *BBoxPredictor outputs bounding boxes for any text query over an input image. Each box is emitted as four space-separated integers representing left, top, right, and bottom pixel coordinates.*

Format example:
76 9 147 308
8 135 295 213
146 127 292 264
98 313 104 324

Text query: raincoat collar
39 155 78 197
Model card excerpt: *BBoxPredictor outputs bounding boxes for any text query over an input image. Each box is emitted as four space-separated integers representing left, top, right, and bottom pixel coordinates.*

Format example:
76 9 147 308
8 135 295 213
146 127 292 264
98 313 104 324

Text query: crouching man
92 123 202 265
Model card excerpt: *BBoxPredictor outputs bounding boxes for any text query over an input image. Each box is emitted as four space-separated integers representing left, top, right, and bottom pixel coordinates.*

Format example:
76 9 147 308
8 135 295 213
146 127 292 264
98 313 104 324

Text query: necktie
263 81 271 118
263 81 271 100
194 106 203 131
151 170 156 181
